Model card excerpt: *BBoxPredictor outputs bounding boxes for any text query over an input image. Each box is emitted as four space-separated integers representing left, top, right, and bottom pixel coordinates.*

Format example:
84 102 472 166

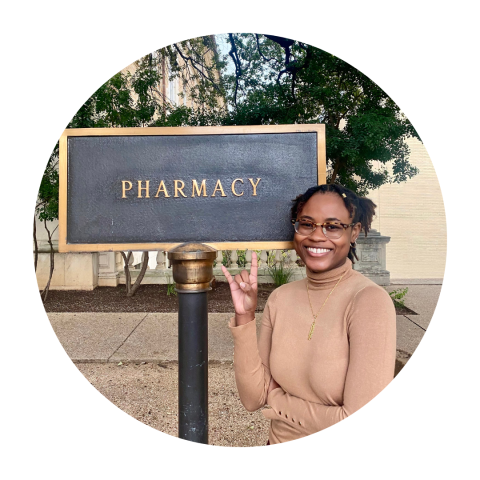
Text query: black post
178 291 208 443
167 243 216 445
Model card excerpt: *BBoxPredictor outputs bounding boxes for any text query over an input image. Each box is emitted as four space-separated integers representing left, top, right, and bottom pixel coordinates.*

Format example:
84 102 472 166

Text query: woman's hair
290 184 377 264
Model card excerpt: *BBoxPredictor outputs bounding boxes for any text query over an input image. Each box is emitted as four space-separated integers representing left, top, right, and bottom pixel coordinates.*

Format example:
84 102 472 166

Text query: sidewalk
47 284 443 374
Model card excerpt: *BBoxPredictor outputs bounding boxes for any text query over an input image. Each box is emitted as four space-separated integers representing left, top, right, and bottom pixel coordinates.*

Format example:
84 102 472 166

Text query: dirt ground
42 282 415 315
45 280 414 447
77 361 270 447
43 282 275 313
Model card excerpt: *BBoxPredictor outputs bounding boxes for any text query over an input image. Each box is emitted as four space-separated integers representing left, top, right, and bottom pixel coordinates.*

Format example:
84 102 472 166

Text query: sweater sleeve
265 285 396 435
228 299 274 412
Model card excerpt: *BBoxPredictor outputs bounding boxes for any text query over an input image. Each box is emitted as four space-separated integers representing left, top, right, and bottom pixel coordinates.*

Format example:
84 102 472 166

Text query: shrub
268 261 294 287
165 274 177 296
387 287 408 308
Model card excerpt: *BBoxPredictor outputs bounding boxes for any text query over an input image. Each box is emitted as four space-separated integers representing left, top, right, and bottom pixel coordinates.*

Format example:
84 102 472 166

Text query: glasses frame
291 218 356 238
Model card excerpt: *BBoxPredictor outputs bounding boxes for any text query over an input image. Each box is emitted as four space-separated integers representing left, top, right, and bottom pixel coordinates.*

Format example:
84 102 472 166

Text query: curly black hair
291 184 377 264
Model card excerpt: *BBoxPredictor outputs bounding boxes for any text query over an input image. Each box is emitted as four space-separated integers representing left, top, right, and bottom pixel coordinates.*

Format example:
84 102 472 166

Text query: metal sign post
168 243 216 443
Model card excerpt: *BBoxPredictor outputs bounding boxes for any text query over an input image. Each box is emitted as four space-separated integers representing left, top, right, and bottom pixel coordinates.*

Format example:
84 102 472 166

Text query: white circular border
3 2 477 478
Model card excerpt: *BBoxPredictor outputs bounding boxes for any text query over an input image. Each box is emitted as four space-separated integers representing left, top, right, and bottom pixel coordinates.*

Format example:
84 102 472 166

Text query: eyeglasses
292 219 356 239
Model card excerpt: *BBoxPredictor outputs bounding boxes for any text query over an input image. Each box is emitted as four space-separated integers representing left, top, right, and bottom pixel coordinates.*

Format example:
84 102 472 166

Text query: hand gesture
221 252 258 324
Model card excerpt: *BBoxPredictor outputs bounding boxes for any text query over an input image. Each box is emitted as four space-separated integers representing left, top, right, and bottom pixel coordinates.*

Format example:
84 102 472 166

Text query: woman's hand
221 252 258 326
268 377 280 395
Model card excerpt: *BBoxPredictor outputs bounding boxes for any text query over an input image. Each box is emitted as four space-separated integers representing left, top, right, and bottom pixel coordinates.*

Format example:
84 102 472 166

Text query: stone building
367 137 446 284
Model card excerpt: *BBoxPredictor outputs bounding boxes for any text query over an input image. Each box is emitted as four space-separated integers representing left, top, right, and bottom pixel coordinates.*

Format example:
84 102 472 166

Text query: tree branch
121 251 132 295
330 159 342 184
40 219 56 302
129 251 149 297
263 35 312 100
173 43 221 93
228 33 242 107
255 34 276 62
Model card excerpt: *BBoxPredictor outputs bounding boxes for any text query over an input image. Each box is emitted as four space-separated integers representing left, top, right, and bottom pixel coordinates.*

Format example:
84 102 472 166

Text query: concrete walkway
47 284 443 373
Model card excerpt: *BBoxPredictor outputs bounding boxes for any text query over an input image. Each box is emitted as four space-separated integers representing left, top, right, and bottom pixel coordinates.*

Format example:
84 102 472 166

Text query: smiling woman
222 183 396 445
291 184 376 272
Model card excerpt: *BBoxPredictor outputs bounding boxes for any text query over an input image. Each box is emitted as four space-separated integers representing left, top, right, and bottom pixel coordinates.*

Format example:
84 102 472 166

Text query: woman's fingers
222 257 257 295
221 265 238 289
234 273 253 294
234 274 244 287
250 252 258 284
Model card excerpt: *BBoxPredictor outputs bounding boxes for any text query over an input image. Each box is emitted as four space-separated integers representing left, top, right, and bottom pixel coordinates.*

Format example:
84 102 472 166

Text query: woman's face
293 192 361 273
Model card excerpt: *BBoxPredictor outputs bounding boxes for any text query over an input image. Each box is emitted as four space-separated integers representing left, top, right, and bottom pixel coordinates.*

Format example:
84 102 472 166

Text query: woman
221 184 396 445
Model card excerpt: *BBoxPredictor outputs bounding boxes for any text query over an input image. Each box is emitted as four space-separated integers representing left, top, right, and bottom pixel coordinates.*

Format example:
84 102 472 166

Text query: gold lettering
211 179 227 197
154 180 170 198
122 181 132 198
192 179 207 197
124 178 260 199
137 180 150 198
231 178 244 197
174 180 187 198
248 178 261 196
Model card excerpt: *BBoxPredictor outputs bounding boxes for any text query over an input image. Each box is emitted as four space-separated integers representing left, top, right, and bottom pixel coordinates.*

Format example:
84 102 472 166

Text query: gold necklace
306 272 346 340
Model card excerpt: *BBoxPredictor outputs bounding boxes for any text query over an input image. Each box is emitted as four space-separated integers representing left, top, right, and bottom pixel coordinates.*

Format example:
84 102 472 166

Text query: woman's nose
310 225 328 241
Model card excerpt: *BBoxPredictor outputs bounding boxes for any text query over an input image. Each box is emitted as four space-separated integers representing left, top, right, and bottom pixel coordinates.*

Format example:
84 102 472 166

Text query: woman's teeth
306 247 331 254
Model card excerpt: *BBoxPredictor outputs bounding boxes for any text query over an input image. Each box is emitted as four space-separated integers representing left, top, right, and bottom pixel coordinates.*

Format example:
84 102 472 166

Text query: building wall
367 138 446 281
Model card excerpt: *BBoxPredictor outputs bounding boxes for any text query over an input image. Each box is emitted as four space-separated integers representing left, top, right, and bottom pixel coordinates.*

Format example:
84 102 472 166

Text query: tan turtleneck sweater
229 259 396 444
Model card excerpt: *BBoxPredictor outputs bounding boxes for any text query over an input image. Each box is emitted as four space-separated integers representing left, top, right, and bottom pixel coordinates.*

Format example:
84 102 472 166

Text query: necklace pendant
306 271 345 342
307 321 315 341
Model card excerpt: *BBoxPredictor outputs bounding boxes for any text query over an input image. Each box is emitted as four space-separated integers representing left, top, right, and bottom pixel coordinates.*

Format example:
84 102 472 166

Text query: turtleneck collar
306 258 353 290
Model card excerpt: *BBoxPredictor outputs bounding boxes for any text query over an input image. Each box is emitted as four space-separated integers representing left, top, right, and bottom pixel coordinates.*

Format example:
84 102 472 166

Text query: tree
121 251 149 297
220 34 420 195
35 36 226 298
35 144 59 301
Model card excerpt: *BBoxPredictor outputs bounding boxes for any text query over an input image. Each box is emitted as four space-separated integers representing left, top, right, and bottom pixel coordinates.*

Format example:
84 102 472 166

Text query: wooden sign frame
59 124 326 253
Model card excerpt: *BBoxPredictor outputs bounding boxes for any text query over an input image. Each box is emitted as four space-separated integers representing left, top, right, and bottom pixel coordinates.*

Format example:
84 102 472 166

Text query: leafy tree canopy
220 33 420 195
39 33 421 224
36 144 59 222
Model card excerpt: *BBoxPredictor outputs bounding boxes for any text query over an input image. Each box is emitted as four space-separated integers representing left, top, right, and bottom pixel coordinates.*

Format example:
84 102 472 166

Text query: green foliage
220 34 420 195
165 274 177 296
36 143 59 222
387 287 409 308
268 260 294 287
222 250 232 267
237 250 247 268
220 250 247 268
67 37 226 133
266 251 276 267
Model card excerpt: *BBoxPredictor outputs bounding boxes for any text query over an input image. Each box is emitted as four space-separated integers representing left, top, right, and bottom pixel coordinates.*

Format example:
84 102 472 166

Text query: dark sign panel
59 125 325 252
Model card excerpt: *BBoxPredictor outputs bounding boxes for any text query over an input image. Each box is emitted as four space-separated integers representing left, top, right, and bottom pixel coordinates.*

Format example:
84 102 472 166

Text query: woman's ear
351 222 362 243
